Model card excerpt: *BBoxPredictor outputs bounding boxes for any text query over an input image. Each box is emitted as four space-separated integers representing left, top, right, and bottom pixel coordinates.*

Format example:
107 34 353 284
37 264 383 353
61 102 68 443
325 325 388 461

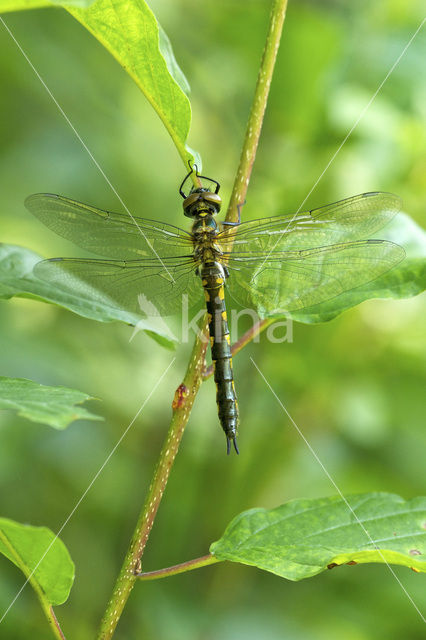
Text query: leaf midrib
232 502 424 550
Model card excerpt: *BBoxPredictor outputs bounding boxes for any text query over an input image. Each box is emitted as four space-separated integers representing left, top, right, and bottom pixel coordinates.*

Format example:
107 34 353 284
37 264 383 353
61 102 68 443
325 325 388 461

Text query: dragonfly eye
203 192 222 211
183 190 221 218
182 192 200 212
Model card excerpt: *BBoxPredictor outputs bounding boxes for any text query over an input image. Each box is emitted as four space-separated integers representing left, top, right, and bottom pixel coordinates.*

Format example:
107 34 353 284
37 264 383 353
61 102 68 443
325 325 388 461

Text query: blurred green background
0 0 425 638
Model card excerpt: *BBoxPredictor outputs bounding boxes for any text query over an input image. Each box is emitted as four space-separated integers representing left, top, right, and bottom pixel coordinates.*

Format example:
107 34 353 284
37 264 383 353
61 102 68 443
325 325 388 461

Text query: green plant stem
48 608 67 640
226 0 288 223
98 2 288 636
37 602 66 640
203 318 275 379
135 554 221 581
97 316 209 640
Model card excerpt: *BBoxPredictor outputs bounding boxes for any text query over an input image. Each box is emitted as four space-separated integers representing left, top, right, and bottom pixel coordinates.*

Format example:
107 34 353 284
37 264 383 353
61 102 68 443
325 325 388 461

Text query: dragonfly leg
222 199 246 227
237 200 246 223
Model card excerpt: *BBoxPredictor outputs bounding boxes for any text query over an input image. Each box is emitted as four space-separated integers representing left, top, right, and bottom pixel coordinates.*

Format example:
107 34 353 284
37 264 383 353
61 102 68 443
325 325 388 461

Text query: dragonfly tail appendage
227 436 240 455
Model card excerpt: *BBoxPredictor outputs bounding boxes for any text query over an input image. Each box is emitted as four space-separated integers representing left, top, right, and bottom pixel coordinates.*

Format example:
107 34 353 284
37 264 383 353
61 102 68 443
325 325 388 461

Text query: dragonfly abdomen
200 263 239 455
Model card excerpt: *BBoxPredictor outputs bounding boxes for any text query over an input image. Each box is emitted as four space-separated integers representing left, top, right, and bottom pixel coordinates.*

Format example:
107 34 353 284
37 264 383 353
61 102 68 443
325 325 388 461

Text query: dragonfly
25 168 405 454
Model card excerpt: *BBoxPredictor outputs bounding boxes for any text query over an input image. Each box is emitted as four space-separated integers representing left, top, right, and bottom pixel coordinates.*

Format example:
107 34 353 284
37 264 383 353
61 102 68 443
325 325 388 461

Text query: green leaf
210 493 426 581
0 244 177 348
0 0 92 10
0 518 74 605
0 0 48 9
289 213 426 324
0 376 103 428
0 0 198 167
67 0 198 166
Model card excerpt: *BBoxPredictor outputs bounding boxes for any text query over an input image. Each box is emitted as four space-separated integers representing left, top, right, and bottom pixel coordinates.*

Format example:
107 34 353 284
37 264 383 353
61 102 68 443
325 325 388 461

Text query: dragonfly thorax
191 215 219 236
183 188 222 219
192 215 223 266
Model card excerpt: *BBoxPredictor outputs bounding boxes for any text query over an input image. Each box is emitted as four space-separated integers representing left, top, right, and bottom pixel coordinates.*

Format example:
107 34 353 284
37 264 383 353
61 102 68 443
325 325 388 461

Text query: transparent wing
34 256 203 316
218 192 401 253
226 240 405 314
25 194 193 260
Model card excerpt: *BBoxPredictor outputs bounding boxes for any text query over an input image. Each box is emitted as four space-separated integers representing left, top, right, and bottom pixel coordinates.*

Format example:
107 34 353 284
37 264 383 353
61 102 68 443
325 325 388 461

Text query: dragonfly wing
226 240 405 314
34 257 203 316
25 194 193 260
219 192 401 252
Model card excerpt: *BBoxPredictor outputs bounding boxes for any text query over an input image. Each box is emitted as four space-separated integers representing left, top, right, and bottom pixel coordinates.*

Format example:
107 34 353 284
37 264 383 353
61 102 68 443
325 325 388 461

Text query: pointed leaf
0 0 198 166
0 0 49 9
210 493 426 581
0 0 94 9
0 244 176 348
68 0 198 166
0 518 74 605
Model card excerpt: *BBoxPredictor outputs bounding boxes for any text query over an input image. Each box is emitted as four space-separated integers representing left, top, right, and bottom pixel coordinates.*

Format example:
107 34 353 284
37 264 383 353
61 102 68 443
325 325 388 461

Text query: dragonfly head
183 188 222 219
